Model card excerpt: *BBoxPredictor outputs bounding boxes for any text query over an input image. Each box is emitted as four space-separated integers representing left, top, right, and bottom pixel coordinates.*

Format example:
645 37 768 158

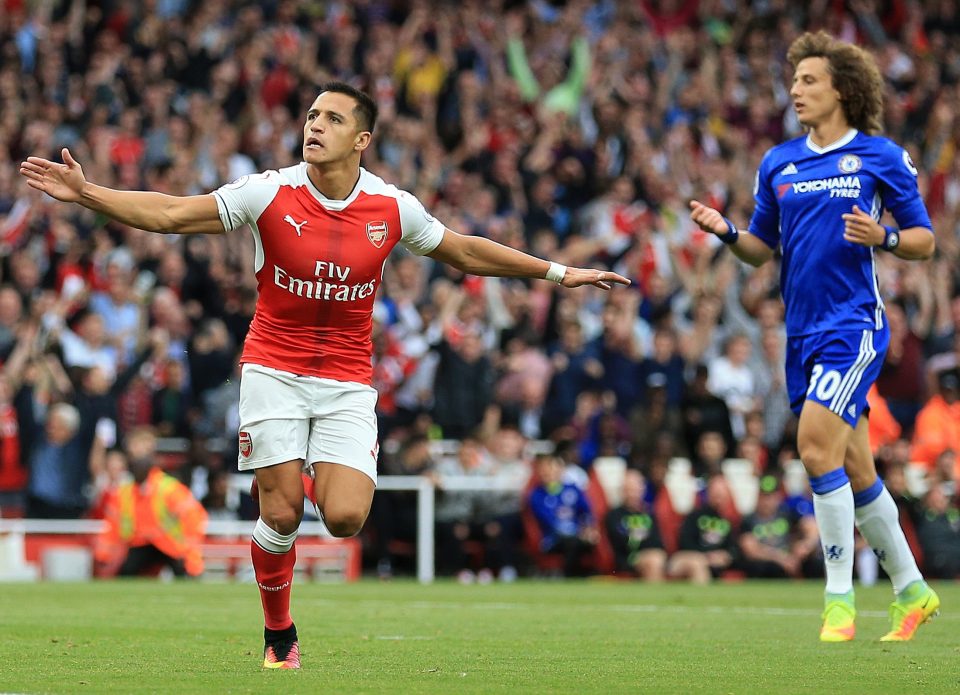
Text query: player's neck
305 162 361 200
807 117 853 149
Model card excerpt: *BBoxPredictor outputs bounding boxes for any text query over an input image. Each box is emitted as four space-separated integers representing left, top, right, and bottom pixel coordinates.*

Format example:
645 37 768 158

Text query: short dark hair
318 81 378 133
787 31 884 134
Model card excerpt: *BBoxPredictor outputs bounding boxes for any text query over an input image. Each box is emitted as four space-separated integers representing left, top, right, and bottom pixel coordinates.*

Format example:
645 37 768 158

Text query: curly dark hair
786 31 884 135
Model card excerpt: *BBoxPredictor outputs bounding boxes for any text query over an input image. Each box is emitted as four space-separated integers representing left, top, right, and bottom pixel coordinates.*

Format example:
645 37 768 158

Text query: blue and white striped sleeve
879 143 932 232
748 152 781 249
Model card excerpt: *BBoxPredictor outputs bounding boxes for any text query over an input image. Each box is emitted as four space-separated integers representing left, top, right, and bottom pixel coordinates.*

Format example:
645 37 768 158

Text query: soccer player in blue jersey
689 31 940 642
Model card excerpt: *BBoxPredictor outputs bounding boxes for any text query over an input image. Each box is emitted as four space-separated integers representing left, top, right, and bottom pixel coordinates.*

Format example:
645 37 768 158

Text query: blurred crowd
0 0 958 578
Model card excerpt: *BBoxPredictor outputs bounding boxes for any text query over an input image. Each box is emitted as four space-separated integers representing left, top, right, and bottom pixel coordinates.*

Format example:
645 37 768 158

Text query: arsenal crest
239 431 253 458
366 220 388 248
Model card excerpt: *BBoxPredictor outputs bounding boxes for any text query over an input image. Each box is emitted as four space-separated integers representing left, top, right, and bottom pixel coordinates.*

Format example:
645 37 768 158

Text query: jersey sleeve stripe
212 191 235 232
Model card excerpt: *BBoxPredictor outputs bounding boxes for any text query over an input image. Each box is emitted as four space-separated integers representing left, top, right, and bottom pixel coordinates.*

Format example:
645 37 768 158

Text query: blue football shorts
784 322 889 428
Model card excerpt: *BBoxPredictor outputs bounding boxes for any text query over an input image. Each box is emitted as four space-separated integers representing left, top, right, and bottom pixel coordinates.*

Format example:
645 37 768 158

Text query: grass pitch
1 579 957 694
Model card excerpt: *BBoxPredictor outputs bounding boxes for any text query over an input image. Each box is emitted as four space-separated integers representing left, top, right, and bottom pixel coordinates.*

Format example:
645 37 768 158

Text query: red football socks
251 540 297 631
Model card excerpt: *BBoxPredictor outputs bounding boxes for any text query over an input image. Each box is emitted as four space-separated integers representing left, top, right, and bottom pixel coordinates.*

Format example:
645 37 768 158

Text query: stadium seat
520 471 611 576
0 503 24 518
0 531 39 581
520 501 565 574
431 440 461 458
667 456 692 476
386 539 417 566
782 459 809 496
652 487 684 556
201 538 361 581
525 440 556 457
721 458 759 517
904 463 930 498
664 458 698 515
585 469 615 574
154 437 191 470
592 456 627 508
897 507 924 571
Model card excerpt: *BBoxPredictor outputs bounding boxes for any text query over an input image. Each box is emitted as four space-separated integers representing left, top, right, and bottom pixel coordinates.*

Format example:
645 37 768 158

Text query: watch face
889 232 900 248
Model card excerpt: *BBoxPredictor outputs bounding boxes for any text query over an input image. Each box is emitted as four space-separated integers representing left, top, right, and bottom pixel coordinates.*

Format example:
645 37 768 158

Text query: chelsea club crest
902 149 919 175
838 154 862 174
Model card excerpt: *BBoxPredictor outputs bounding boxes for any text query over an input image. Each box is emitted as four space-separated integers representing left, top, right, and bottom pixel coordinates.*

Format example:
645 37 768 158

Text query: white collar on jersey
301 164 367 210
805 128 859 154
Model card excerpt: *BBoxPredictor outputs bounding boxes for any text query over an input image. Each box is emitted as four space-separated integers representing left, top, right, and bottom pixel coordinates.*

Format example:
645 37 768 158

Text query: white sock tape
253 517 298 553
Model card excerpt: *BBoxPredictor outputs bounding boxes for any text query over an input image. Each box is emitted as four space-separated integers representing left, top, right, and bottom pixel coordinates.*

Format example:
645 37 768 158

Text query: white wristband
545 262 567 284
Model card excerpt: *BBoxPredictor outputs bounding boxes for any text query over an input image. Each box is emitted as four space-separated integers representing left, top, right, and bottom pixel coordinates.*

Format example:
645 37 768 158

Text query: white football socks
813 483 855 595
855 486 922 595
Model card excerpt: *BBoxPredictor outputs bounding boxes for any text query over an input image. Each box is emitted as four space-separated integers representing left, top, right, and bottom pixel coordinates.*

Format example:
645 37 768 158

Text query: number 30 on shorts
806 364 843 401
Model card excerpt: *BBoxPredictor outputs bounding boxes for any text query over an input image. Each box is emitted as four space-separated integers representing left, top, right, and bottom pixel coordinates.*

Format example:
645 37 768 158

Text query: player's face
302 92 371 166
790 57 844 129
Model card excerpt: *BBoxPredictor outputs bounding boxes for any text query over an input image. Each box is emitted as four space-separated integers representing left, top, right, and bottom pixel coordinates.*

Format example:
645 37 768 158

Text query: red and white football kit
213 164 445 481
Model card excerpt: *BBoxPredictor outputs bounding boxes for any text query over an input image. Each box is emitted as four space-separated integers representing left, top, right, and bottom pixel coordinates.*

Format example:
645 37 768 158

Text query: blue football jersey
748 129 932 337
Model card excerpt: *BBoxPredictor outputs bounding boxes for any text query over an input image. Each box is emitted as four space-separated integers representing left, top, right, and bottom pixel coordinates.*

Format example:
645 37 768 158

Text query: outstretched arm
427 228 629 290
20 148 224 235
688 200 775 267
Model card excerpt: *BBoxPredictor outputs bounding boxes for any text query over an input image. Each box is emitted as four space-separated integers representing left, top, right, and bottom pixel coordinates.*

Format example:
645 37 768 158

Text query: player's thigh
801 328 886 424
797 401 852 475
254 459 307 532
238 416 310 531
842 416 879 492
237 364 313 470
796 328 885 473
307 380 379 481
313 462 376 532
308 380 379 531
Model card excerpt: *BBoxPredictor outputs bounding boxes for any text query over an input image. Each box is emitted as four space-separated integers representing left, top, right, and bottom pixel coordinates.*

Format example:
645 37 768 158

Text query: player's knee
323 507 368 537
797 436 835 475
845 467 877 492
261 504 303 536
843 450 877 490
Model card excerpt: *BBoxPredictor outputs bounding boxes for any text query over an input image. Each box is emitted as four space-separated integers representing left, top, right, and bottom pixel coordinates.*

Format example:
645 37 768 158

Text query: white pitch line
300 597 933 620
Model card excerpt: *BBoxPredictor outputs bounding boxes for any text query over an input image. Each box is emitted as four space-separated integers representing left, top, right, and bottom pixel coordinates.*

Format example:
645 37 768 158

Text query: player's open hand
842 205 884 247
19 148 87 203
560 267 630 291
688 199 727 236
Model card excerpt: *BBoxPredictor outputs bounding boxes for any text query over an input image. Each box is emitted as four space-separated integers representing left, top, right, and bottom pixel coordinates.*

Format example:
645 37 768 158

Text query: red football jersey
213 164 445 384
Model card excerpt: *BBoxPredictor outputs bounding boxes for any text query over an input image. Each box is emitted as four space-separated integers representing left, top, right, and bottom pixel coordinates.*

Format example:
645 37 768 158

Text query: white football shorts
237 363 379 483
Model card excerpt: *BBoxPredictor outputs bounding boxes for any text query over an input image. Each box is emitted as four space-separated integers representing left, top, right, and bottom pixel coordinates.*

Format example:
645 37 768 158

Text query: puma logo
283 215 307 237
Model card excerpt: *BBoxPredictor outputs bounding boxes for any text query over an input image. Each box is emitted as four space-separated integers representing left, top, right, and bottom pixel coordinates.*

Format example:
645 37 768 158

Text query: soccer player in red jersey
20 82 629 669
